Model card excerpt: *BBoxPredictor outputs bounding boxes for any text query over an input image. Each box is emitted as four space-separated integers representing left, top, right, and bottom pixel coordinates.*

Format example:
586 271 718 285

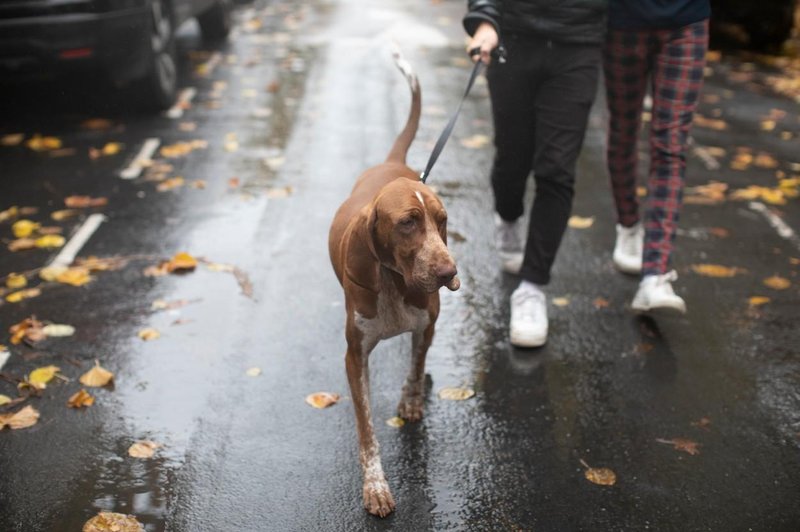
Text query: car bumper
0 6 151 83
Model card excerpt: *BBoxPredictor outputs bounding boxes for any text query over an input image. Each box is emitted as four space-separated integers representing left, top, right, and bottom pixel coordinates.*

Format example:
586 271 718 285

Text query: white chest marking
353 278 429 350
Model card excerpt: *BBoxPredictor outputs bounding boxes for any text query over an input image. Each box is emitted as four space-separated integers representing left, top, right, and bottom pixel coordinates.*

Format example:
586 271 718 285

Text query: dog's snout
436 263 457 284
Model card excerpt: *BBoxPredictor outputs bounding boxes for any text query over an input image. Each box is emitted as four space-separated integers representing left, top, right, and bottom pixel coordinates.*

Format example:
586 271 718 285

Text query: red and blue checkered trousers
603 19 709 276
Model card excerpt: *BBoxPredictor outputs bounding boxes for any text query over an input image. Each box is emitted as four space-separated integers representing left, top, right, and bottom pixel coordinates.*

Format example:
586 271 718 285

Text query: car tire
137 0 178 111
198 0 232 42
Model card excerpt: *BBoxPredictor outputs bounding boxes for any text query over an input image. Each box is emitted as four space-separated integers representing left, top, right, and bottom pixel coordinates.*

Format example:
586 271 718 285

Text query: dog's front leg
398 321 434 422
345 326 395 517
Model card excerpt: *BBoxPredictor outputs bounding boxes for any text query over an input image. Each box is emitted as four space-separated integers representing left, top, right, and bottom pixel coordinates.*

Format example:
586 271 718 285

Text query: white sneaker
631 271 687 314
613 222 644 275
509 281 548 347
495 214 523 274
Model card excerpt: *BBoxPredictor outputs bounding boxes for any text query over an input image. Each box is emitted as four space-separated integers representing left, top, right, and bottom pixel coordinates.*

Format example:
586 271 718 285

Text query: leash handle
419 57 484 184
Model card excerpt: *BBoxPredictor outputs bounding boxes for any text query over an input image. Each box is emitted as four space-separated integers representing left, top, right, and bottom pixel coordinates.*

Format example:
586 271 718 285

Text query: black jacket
464 0 608 44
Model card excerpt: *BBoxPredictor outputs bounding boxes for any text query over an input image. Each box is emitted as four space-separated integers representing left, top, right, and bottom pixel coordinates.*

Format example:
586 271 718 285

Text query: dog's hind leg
398 321 435 422
345 326 395 517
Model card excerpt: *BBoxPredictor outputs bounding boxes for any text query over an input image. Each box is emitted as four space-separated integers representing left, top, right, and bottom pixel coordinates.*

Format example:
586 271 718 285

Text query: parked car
0 0 232 110
710 0 798 51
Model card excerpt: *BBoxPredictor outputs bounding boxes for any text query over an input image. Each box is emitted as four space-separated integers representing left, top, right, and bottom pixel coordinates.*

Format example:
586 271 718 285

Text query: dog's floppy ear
344 205 380 293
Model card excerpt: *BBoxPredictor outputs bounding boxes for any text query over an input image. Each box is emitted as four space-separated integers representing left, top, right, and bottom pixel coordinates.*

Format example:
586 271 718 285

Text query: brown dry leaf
68 389 95 408
0 205 19 222
206 262 235 273
748 296 770 306
690 264 746 278
305 392 340 408
143 263 170 277
754 152 779 169
568 215 595 229
460 134 491 149
38 226 63 235
74 256 128 272
1 133 25 146
729 185 787 205
228 177 240 188
159 140 207 158
730 151 753 171
684 181 728 205
156 176 185 192
64 195 108 208
26 134 62 152
760 119 776 131
763 276 791 290
81 118 114 131
128 440 161 458
0 394 12 406
0 405 40 430
6 288 42 303
79 361 114 387
190 180 207 189
28 365 60 389
265 186 293 199
166 252 197 273
6 273 27 289
151 299 195 311
691 417 712 430
82 512 144 532
9 316 46 345
8 238 36 252
34 234 66 249
656 437 701 455
438 387 475 401
386 416 405 428
694 114 727 131
552 297 570 307
580 459 617 486
593 297 610 309
51 209 79 221
138 328 161 341
12 219 40 238
56 267 92 287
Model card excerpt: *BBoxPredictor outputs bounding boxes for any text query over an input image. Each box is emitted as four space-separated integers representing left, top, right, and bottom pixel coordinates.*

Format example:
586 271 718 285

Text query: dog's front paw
363 479 395 517
397 392 424 422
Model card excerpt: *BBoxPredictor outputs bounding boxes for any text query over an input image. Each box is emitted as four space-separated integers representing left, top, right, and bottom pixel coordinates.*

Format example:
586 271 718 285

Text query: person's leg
519 43 600 286
603 29 651 228
644 19 708 275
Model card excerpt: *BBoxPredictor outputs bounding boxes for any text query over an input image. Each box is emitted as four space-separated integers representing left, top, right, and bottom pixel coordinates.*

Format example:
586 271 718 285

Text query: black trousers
487 37 600 285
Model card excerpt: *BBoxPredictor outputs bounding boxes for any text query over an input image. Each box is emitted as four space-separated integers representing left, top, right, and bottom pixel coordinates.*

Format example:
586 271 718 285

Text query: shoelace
621 226 642 256
512 289 544 321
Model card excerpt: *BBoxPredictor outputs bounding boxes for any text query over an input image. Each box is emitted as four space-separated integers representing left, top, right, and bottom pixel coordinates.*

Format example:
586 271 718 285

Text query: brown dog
328 52 460 517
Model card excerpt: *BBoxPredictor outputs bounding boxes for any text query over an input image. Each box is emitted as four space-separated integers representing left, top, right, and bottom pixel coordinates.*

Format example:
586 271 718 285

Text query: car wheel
198 0 232 42
138 0 177 110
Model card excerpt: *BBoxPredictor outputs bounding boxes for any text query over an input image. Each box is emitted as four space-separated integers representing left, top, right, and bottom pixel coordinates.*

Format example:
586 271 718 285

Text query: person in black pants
464 0 608 347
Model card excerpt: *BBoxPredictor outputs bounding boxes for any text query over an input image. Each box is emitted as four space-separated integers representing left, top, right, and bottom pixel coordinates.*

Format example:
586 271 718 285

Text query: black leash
419 54 484 184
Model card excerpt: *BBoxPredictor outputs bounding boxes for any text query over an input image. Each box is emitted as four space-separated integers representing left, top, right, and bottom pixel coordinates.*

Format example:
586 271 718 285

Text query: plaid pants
603 19 708 276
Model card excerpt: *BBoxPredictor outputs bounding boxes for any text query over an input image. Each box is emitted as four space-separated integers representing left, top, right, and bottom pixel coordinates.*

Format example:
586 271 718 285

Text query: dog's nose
436 264 457 285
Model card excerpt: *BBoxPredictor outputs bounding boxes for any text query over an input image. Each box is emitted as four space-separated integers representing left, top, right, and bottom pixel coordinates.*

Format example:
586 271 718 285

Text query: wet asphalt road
1 0 800 530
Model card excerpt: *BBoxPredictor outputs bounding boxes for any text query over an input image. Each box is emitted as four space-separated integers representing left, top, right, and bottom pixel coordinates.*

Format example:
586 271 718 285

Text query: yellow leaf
67 389 95 408
167 252 197 272
305 392 340 408
754 152 779 169
5 288 41 303
28 365 60 388
39 265 67 281
12 219 40 238
0 394 12 406
552 297 570 307
460 134 491 149
437 387 475 401
690 264 746 278
763 276 791 290
156 176 185 192
128 440 160 458
26 134 62 152
56 267 92 286
245 367 262 377
79 361 114 387
568 215 595 229
137 328 161 341
6 273 27 289
748 296 770 306
0 405 40 430
82 512 144 532
51 209 78 221
34 234 66 248
0 205 19 222
582 464 617 486
386 416 405 428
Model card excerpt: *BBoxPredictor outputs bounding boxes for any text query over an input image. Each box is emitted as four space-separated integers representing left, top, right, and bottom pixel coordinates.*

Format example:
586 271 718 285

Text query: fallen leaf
593 297 610 309
6 273 27 289
438 387 475 401
190 179 207 189
9 316 46 345
138 328 161 341
748 296 770 306
228 177 240 188
305 392 340 408
386 416 405 428
245 367 262 377
28 365 60 389
166 252 197 273
580 459 617 486
34 234 66 248
460 134 491 149
156 176 185 192
224 132 239 152
151 299 196 311
1 133 24 146
64 196 108 208
81 118 114 131
690 417 712 430
552 297 570 307
26 134 62 152
684 181 728 204
568 215 595 229
754 152 779 169
79 361 114 387
39 265 67 281
763 276 790 290
178 121 197 132
128 440 160 458
75 256 127 272
265 186 293 199
5 288 42 303
12 219 40 238
82 512 144 532
56 267 92 286
694 114 727 131
656 437 701 455
760 119 776 131
67 389 95 408
0 405 40 430
690 264 746 278
8 238 36 252
0 394 11 406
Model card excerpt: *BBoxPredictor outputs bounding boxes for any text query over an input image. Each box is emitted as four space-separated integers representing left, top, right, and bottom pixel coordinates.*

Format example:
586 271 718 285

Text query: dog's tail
385 45 421 165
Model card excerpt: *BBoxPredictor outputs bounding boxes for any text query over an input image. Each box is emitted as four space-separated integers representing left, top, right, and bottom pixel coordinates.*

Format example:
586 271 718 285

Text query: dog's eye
398 218 416 232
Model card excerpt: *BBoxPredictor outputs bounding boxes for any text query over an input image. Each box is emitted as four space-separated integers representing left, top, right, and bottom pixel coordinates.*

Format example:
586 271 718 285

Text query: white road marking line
0 349 9 372
749 201 800 251
120 137 160 179
689 136 721 171
166 87 197 119
48 213 107 269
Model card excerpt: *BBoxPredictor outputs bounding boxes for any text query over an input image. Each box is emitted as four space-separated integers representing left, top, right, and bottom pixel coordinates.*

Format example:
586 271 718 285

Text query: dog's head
367 178 459 293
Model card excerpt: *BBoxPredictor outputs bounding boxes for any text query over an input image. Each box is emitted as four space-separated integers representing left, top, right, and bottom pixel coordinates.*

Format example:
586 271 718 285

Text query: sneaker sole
631 303 687 316
510 331 548 348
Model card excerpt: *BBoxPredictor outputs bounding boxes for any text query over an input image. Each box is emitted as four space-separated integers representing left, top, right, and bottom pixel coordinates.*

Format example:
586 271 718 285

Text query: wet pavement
1 0 800 530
